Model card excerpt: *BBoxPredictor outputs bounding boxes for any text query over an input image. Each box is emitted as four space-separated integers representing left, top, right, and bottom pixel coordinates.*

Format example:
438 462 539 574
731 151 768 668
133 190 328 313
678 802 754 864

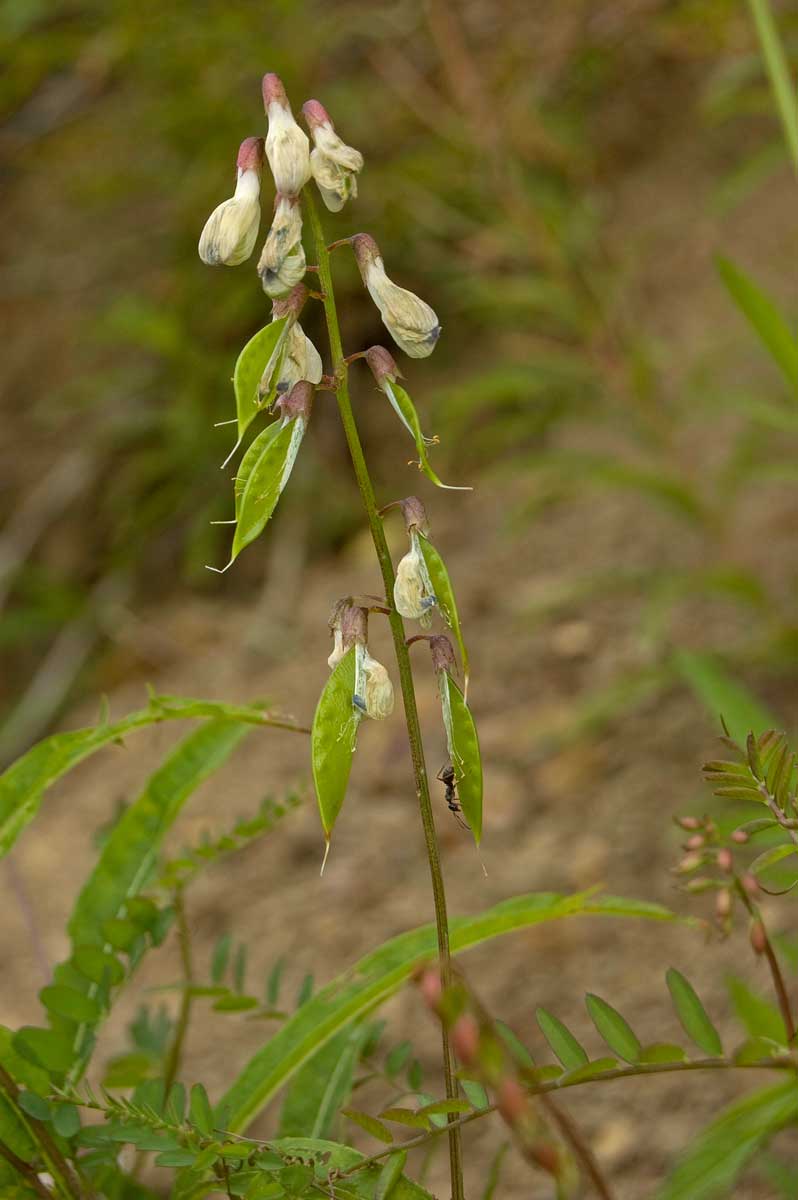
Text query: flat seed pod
438 671 482 844
231 417 306 562
234 419 284 522
418 534 469 691
384 381 470 491
312 648 361 844
233 316 290 441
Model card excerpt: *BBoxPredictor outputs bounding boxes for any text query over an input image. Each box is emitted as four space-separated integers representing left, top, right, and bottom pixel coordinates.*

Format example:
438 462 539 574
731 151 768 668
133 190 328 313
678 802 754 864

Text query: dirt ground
3 70 798 1200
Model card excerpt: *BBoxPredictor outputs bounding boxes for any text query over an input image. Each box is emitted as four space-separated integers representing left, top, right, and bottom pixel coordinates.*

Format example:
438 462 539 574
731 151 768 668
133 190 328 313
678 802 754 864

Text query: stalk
305 190 465 1200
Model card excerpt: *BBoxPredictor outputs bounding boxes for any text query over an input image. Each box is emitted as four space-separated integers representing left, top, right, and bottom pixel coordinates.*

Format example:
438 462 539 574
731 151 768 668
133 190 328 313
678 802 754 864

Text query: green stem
305 190 465 1200
163 886 195 1095
0 1067 87 1200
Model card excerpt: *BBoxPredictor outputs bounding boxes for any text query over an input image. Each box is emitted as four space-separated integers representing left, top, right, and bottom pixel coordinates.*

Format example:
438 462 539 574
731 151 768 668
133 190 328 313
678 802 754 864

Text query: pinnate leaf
666 969 723 1057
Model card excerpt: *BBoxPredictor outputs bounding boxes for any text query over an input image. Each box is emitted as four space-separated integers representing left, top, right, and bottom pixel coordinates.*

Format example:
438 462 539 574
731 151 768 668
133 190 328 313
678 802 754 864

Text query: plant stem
305 190 465 1200
0 1140 54 1199
734 876 796 1042
0 1066 88 1200
163 886 195 1095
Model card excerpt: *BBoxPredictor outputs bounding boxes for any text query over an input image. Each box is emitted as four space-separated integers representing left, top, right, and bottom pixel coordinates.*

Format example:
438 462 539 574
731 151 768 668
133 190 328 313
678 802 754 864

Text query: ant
437 763 468 831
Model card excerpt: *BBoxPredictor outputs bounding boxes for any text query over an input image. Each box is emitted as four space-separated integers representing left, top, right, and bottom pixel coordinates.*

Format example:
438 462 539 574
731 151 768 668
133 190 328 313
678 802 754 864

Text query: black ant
437 763 468 831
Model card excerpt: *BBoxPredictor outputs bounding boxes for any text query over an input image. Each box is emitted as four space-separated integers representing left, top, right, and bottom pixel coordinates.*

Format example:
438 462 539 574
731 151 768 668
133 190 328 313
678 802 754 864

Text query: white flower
394 531 436 626
198 137 264 267
258 194 306 296
303 99 363 212
260 322 322 400
355 646 394 720
262 73 310 195
352 234 440 358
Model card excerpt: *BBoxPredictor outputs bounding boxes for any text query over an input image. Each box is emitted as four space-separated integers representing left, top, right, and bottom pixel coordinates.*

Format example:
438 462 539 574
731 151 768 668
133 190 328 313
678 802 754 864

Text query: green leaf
657 1081 798 1200
13 1028 75 1074
279 1026 368 1139
666 969 723 1057
341 1109 393 1143
0 1093 38 1164
416 1098 471 1116
213 994 260 1013
212 934 233 984
16 1091 51 1121
39 985 101 1023
418 534 469 688
585 993 642 1063
747 0 798 175
231 418 305 561
0 1028 51 1096
439 672 482 844
727 976 787 1044
379 1108 430 1131
717 256 798 393
673 650 774 743
750 844 798 876
72 946 125 987
0 693 273 860
383 382 469 491
190 1084 214 1135
234 317 289 441
535 1008 589 1071
495 1020 534 1068
385 1042 411 1078
375 1151 408 1200
638 1043 688 1064
312 648 360 842
560 1057 619 1084
460 1079 490 1110
51 1103 80 1138
48 720 253 1078
215 891 681 1133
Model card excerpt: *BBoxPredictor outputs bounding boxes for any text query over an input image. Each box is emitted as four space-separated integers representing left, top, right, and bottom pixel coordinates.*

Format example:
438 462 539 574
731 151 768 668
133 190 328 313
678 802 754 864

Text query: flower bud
750 918 767 956
732 829 749 844
684 834 705 851
365 345 403 390
352 234 441 359
715 887 732 919
496 1078 527 1126
675 816 702 831
394 530 436 626
302 99 364 212
451 1014 480 1066
262 73 311 195
258 194 306 296
418 967 443 1013
717 848 733 873
198 136 264 266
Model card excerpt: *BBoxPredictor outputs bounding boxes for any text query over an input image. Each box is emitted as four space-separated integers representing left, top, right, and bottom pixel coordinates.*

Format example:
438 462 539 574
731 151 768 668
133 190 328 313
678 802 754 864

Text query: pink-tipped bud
430 634 457 676
262 72 289 110
365 345 403 391
274 379 313 422
742 872 760 897
732 829 749 844
496 1078 527 1126
399 496 429 535
750 918 767 956
676 852 703 874
237 135 265 172
717 848 733 873
302 98 332 131
715 888 732 919
451 1015 480 1066
531 1142 561 1177
685 834 705 851
675 816 702 831
418 967 444 1013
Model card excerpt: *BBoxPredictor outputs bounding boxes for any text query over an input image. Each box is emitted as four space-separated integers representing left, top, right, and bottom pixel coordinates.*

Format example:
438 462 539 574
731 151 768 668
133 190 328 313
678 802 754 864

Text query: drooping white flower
302 99 363 212
262 73 311 195
198 137 264 267
257 194 306 297
352 234 440 358
259 322 322 402
394 530 436 626
355 645 395 720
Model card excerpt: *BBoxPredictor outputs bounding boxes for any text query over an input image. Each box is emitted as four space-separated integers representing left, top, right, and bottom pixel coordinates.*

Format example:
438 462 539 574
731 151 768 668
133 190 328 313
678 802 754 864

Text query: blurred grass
1 0 797 748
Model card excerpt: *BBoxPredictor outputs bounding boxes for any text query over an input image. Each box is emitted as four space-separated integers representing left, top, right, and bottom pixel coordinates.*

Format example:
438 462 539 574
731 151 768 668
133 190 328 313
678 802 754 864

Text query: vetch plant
2 38 798 1199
